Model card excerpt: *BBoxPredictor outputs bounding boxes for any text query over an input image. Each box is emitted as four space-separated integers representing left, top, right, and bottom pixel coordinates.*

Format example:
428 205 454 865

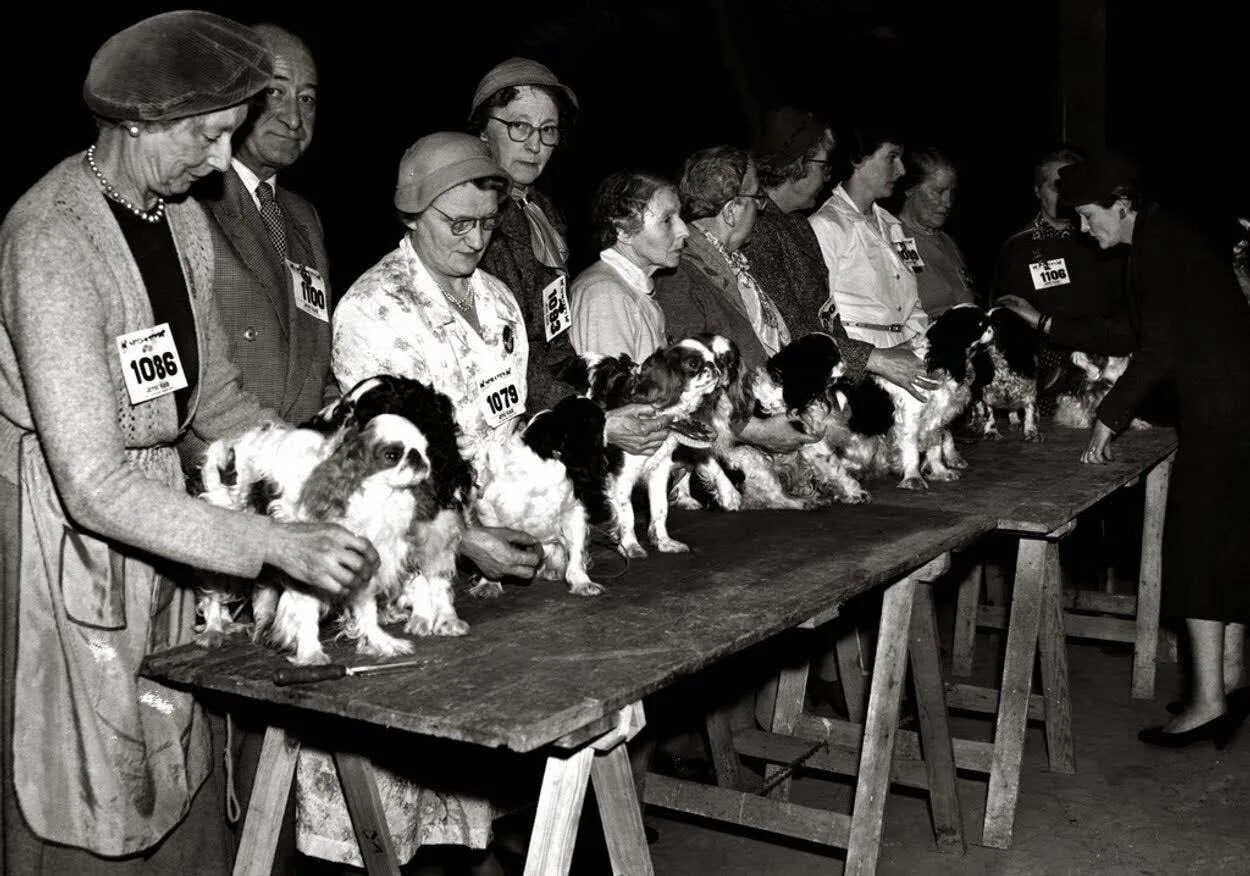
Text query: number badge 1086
116 322 189 405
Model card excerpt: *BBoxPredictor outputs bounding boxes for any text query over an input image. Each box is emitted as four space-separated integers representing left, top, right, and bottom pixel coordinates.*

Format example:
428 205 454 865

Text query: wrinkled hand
998 295 1043 329
738 414 820 454
866 346 940 401
1081 420 1115 465
460 526 542 580
267 522 379 598
605 403 671 455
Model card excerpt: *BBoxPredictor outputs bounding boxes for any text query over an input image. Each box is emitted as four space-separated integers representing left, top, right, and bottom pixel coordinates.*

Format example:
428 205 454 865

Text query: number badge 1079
116 322 188 405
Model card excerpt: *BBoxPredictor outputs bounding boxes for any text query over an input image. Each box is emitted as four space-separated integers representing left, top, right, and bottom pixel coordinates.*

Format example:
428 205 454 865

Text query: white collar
232 158 277 211
600 247 654 295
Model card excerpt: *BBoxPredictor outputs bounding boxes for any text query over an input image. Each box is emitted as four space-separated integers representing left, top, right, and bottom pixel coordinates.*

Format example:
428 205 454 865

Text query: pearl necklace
434 275 476 312
86 145 166 223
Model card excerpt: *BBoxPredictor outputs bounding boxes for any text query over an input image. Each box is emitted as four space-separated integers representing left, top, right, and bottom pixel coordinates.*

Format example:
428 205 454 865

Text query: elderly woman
570 170 688 361
0 13 378 871
897 148 975 318
1006 155 1250 747
995 146 1130 416
809 123 929 348
748 107 936 399
470 57 579 410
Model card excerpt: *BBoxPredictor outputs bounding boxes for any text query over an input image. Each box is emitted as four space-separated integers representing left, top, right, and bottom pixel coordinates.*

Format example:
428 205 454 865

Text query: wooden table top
865 425 1177 534
142 504 990 753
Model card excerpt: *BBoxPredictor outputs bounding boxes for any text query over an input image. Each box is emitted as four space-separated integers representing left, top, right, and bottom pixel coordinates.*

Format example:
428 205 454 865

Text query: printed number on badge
895 237 924 270
116 322 189 405
1029 258 1070 290
486 384 520 416
287 259 329 322
542 275 572 340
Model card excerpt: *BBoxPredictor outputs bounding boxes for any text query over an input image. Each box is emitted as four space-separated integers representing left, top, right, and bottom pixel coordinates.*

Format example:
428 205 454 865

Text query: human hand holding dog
739 415 820 454
462 526 543 580
267 522 379 597
867 346 940 401
606 403 671 455
998 295 1043 329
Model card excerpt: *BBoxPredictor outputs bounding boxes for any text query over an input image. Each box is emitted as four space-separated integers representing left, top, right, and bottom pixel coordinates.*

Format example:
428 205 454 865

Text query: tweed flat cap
84 11 273 121
469 57 579 118
395 133 508 213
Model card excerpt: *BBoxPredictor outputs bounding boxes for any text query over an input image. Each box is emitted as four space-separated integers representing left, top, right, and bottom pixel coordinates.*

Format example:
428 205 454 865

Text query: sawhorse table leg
1133 454 1173 699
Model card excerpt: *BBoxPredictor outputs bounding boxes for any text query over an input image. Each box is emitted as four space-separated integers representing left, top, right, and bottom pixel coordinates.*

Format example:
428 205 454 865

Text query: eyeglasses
488 116 561 146
805 158 834 178
736 190 769 206
430 204 502 236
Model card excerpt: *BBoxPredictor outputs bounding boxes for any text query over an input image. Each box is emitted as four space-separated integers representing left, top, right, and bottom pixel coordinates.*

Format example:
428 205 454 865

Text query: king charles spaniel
472 395 608 599
972 307 1043 441
560 338 721 556
306 375 474 639
842 303 993 490
749 332 875 505
1054 352 1151 430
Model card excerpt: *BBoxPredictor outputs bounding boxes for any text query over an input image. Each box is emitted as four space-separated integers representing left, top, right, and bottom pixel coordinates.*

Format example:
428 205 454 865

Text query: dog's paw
468 578 504 599
380 603 408 625
653 537 690 553
568 580 605 597
288 647 331 666
982 428 1003 441
538 564 563 581
899 475 929 491
1023 428 1044 442
716 490 742 512
358 632 415 658
618 542 647 559
946 453 970 470
672 495 704 511
927 468 961 482
194 627 227 649
432 615 470 636
842 487 872 504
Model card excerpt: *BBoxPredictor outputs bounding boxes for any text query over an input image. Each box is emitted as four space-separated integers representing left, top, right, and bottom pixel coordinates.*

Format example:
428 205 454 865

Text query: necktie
512 190 568 270
255 181 288 262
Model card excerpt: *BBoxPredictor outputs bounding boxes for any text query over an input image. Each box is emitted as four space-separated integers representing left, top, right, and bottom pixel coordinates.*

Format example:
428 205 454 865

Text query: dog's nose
405 448 427 471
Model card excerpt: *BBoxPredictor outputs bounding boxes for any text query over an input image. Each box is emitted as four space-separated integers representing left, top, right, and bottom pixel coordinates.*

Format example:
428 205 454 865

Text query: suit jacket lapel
210 168 291 339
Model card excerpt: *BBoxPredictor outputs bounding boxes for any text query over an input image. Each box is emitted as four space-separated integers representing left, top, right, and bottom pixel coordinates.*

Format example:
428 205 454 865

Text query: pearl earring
128 126 140 137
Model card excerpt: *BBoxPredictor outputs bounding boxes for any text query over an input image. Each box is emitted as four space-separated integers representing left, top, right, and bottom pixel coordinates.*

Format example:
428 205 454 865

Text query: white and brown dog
973 306 1043 441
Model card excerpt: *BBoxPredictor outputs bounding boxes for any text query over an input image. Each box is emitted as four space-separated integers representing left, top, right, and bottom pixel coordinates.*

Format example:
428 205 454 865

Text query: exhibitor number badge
541 275 572 340
1029 257 1070 290
479 366 525 429
287 259 329 322
116 322 188 405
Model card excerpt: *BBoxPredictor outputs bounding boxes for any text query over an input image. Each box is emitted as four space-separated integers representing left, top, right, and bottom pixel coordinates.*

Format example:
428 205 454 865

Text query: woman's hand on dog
461 526 543 580
606 403 672 455
867 346 941 400
738 415 820 453
267 522 380 597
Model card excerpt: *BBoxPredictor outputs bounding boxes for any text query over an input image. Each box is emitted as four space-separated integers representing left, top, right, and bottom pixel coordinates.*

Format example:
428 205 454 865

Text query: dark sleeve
653 266 709 341
1046 311 1138 356
827 313 873 382
1095 254 1178 432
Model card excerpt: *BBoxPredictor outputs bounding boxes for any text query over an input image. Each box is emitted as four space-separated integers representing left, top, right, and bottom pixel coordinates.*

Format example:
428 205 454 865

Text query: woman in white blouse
809 124 929 348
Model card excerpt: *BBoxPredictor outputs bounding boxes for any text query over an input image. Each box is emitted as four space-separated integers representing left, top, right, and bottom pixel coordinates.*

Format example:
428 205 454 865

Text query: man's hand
998 295 1043 329
605 403 671 455
460 526 543 580
866 346 940 401
1081 420 1115 465
737 415 820 454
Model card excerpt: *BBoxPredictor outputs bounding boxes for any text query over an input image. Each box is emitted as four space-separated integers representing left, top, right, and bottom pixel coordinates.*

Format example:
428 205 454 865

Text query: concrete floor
641 633 1250 875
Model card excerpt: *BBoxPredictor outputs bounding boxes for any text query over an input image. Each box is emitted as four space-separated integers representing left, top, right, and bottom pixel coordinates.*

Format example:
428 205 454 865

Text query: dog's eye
384 448 402 464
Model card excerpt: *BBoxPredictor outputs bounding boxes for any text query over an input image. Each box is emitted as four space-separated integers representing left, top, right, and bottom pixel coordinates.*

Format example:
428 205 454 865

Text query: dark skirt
1161 436 1250 623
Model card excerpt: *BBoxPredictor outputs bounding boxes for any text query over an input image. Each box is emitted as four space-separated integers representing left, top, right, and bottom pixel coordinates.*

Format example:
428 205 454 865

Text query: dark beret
84 11 273 122
754 107 827 169
1059 153 1141 208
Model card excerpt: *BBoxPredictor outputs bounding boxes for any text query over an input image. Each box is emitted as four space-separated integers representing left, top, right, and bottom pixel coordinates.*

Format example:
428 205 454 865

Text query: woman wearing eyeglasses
470 58 578 411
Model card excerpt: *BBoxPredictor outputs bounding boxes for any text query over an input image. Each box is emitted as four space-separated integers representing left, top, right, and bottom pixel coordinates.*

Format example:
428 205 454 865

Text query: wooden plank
983 538 1046 850
232 725 300 876
1133 454 1173 698
764 658 809 800
733 728 929 789
836 627 867 723
792 713 995 776
643 773 850 849
945 682 1045 722
980 605 1136 643
525 747 595 876
142 504 992 754
951 562 983 677
1063 590 1137 616
704 699 744 790
1037 542 1076 775
592 743 654 876
846 576 915 875
553 713 619 750
333 752 401 875
909 581 965 852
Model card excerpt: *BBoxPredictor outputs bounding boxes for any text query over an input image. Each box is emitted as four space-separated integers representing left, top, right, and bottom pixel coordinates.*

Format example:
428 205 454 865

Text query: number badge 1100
116 322 188 405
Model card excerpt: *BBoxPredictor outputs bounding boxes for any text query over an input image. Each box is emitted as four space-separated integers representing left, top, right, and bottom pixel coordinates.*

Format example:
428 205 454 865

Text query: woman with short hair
898 147 975 318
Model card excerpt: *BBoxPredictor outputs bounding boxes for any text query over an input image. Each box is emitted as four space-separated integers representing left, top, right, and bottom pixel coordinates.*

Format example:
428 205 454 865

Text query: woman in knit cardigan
0 13 377 871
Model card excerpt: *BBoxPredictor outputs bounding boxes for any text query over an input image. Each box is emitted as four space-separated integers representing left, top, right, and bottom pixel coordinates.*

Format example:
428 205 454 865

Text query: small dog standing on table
560 337 720 557
1054 351 1151 430
197 375 474 664
973 306 1043 441
472 395 610 598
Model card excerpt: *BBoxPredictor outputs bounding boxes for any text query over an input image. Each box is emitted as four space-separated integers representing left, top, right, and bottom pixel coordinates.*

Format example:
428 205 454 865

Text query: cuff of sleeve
837 337 873 383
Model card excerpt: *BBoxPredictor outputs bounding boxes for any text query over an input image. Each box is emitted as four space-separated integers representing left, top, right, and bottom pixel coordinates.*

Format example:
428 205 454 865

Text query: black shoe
1137 709 1245 750
1166 687 1250 715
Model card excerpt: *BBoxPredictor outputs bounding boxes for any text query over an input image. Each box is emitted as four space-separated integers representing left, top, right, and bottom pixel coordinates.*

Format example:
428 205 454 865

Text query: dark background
4 0 1247 297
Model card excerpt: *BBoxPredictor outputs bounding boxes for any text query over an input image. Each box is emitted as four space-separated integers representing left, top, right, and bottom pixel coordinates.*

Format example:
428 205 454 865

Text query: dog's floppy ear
553 355 590 392
989 308 1039 379
299 426 369 522
924 306 986 382
522 408 563 460
768 333 841 412
632 349 682 407
846 378 895 436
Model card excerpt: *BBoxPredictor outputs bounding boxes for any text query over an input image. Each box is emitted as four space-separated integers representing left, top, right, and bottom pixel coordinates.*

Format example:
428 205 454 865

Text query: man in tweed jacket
183 25 332 470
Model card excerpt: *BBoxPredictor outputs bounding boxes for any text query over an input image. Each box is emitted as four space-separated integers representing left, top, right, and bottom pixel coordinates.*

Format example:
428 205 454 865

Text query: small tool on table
273 657 426 686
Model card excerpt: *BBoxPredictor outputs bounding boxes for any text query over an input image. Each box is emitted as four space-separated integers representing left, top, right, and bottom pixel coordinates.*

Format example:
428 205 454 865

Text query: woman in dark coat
1005 154 1250 747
